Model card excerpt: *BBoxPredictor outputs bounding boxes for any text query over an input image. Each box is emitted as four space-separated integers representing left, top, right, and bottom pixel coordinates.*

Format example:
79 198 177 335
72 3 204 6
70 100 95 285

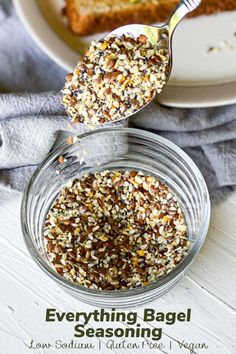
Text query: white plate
14 0 236 108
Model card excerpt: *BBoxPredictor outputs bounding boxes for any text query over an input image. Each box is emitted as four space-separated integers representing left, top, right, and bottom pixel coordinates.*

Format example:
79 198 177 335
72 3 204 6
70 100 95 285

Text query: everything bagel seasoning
44 170 189 291
62 34 169 125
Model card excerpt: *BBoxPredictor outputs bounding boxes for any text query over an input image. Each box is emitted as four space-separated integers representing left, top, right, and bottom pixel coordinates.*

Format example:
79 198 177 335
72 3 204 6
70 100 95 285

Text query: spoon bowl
105 0 202 121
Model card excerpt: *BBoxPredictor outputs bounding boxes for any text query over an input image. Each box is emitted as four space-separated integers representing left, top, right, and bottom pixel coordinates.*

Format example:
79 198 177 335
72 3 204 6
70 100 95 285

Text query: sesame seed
44 170 189 291
62 35 169 125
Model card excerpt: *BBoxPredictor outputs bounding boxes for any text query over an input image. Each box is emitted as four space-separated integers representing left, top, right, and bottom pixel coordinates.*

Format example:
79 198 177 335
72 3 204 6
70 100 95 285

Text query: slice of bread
66 0 236 36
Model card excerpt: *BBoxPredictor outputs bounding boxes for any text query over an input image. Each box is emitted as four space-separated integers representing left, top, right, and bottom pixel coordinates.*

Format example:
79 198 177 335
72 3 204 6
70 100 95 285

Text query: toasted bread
66 0 236 36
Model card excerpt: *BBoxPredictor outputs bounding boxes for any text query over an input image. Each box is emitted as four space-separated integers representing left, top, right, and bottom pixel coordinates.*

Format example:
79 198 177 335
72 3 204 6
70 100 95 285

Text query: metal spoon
105 0 202 121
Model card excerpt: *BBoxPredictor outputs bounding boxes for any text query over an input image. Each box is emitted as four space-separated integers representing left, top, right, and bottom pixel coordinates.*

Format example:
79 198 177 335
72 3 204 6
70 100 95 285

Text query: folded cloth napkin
132 102 236 204
0 91 235 204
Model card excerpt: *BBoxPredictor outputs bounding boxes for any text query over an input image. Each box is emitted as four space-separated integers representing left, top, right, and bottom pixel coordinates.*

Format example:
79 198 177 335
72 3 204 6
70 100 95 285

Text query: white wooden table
0 194 235 354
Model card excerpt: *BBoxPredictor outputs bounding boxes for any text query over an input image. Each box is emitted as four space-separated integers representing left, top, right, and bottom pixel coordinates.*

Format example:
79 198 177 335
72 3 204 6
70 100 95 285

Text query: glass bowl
21 128 211 308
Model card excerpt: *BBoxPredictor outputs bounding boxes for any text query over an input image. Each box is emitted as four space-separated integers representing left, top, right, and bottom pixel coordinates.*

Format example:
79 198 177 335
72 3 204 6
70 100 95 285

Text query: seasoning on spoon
44 170 189 291
62 34 169 125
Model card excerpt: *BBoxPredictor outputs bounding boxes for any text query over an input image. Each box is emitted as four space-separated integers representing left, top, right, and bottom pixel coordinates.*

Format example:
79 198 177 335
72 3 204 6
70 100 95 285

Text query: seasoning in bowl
44 170 189 291
61 34 169 125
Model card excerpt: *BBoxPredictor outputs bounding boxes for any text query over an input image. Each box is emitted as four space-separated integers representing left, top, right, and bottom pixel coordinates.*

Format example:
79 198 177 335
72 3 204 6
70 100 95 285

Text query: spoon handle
167 0 202 36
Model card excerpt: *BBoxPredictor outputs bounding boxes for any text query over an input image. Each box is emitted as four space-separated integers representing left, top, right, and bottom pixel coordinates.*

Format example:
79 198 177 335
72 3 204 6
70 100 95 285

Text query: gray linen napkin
0 91 235 204
132 103 236 203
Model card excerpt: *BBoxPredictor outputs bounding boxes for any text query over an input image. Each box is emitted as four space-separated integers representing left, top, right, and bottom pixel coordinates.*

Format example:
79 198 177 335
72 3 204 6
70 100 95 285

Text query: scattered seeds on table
58 156 65 165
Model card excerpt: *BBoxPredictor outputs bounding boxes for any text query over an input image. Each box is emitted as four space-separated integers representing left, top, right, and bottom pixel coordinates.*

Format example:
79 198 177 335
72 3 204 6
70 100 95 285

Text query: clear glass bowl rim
21 127 211 298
